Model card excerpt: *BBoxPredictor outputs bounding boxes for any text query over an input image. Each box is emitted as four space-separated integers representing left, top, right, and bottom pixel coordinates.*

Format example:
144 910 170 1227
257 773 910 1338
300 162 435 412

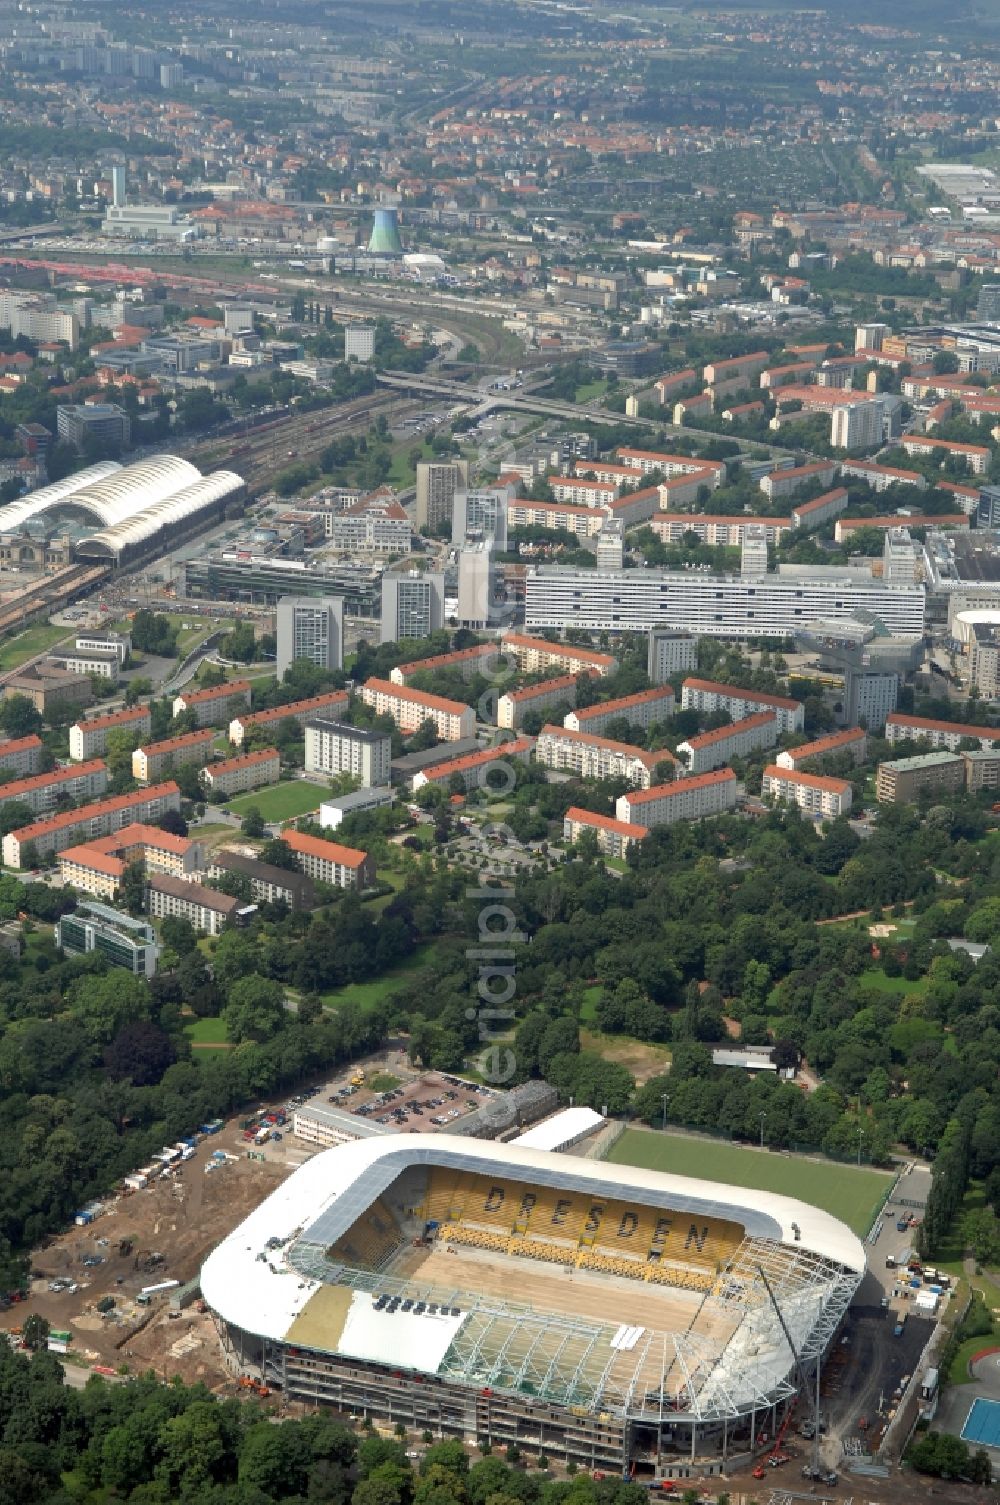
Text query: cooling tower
367 207 403 256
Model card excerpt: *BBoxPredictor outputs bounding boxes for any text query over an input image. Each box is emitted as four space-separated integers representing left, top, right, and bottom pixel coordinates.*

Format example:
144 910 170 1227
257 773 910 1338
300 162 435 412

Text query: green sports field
227 780 328 821
606 1129 892 1236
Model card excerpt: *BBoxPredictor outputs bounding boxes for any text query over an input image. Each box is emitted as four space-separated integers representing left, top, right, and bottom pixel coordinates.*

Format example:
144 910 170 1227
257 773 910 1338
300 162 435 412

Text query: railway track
0 562 110 666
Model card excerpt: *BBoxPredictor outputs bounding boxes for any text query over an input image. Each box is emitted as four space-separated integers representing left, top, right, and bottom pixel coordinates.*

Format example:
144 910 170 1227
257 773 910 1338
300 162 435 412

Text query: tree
104 1019 177 1086
69 971 151 1046
222 974 286 1042
119 859 146 916
242 806 266 838
260 836 300 871
0 695 41 738
20 1313 49 1352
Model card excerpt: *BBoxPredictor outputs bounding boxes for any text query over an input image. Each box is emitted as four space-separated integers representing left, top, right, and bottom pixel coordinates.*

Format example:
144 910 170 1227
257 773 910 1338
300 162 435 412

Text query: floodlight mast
756 1264 821 1476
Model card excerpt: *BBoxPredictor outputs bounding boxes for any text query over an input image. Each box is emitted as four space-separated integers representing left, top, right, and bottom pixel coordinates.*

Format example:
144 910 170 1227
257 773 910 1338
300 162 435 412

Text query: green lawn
575 378 609 403
857 968 927 997
607 1129 893 1236
580 984 601 1023
184 1016 230 1045
321 942 435 1014
0 622 70 670
227 780 328 821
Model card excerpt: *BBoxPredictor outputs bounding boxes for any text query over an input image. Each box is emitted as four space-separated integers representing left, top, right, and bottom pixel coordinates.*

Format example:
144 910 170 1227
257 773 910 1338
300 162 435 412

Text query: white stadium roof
201 1134 865 1423
512 1106 604 1151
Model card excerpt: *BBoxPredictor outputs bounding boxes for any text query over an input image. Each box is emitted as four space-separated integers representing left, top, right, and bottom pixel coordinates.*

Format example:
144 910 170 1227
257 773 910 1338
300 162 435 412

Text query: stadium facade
0 456 244 566
201 1135 865 1478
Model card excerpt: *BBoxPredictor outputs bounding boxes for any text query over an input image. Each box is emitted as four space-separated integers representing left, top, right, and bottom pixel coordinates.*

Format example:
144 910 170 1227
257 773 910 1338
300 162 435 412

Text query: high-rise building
304 720 392 786
596 519 624 571
831 400 884 451
647 630 697 683
855 322 890 353
415 460 469 533
977 285 1000 324
110 165 126 208
844 667 898 731
223 305 254 335
882 528 919 586
456 541 496 629
740 525 768 579
452 485 510 550
344 325 376 362
381 572 444 641
276 595 344 677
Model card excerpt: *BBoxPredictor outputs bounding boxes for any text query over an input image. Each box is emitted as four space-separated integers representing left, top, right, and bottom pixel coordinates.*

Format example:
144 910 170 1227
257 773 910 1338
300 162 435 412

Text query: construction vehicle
351 1071 366 1087
118 1237 134 1258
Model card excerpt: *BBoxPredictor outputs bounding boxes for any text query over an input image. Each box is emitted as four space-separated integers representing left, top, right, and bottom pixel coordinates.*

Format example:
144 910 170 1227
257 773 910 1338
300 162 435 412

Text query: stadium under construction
201 1135 865 1479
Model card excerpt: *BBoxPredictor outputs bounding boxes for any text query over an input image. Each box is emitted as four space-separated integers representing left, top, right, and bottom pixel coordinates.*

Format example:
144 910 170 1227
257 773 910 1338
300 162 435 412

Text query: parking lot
297 1067 497 1138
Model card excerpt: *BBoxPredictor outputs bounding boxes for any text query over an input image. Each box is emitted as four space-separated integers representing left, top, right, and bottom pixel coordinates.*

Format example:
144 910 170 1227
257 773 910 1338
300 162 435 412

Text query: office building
452 486 510 551
562 807 648 860
344 325 376 362
148 874 247 936
524 566 925 640
970 624 1000 699
133 729 215 783
276 595 344 677
681 678 804 734
75 632 130 666
647 631 697 683
48 646 120 682
564 686 675 737
978 486 1000 531
327 496 411 554
279 829 374 890
411 739 534 794
676 712 778 775
70 704 152 761
230 689 349 746
319 786 395 830
103 203 201 242
304 720 392 786
110 166 126 209
381 572 445 642
173 679 252 728
776 728 867 771
876 752 965 803
534 725 666 787
415 460 469 533
617 767 738 829
208 848 316 910
56 403 131 453
456 541 496 630
498 675 581 731
0 735 43 779
502 633 617 678
56 901 159 976
358 680 475 742
885 712 1000 752
202 747 281 798
762 765 853 819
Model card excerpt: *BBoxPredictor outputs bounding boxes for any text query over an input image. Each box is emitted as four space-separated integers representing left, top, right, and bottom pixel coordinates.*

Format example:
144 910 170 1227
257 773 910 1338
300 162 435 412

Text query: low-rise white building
681 677 804 734
617 767 738 828
762 764 853 818
676 712 778 774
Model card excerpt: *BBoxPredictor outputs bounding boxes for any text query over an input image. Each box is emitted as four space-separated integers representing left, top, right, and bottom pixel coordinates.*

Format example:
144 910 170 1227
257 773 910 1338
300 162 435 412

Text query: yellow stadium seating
332 1199 402 1270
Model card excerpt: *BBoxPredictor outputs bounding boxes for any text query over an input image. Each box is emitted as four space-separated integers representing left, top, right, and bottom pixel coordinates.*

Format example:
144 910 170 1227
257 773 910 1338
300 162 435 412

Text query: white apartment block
676 712 778 774
390 642 499 686
304 719 392 785
498 675 580 731
501 632 617 677
901 436 990 475
656 474 707 510
681 677 805 734
649 514 792 548
840 462 926 493
201 747 281 797
70 705 152 761
507 498 606 539
885 712 1000 752
776 728 867 769
0 292 78 350
173 679 252 727
647 630 697 683
133 729 215 783
0 758 108 817
229 690 349 746
617 767 738 829
703 352 769 391
551 477 618 508
563 685 676 736
562 806 648 859
831 401 884 451
523 567 926 640
791 487 849 531
762 765 853 818
2 782 181 867
412 738 534 793
280 829 373 890
616 448 725 488
534 725 667 787
0 735 43 778
147 875 244 937
357 679 475 741
761 462 839 502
